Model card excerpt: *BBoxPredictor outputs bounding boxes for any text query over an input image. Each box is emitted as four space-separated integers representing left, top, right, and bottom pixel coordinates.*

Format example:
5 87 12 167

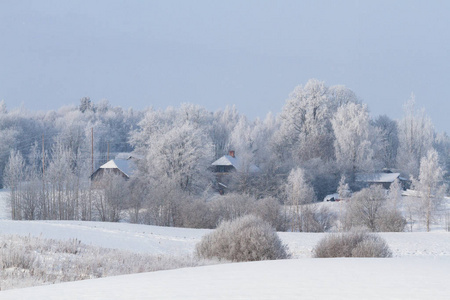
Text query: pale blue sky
1 1 449 132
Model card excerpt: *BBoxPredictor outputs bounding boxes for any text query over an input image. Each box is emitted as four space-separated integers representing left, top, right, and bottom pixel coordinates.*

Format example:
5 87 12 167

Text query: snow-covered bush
350 235 393 257
376 210 407 232
251 196 286 231
313 231 392 258
195 215 290 262
178 198 217 229
344 185 406 232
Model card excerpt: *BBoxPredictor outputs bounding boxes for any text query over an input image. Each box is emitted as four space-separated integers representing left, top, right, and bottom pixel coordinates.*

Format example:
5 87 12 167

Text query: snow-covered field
2 257 450 300
1 190 450 299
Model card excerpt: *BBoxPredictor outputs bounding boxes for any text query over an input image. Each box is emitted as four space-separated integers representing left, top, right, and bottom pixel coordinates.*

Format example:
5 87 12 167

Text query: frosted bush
376 210 406 232
313 231 392 258
195 215 290 262
0 235 215 291
351 235 392 257
344 186 406 232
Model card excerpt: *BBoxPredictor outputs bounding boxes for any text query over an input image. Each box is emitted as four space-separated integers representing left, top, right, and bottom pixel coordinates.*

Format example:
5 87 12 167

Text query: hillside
1 189 450 298
1 256 449 299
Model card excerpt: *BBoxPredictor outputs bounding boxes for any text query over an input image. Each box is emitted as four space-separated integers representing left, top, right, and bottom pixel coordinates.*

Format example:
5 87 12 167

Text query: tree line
1 80 449 231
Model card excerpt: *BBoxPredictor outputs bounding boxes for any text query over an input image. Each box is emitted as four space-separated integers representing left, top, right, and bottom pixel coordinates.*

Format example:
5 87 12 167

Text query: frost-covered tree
278 79 334 163
0 114 20 188
387 178 403 210
130 106 214 226
150 122 213 193
416 148 446 231
338 175 351 199
79 97 94 113
46 140 78 220
332 102 375 181
94 172 128 222
3 150 25 219
397 96 434 178
433 132 450 183
344 185 405 232
285 167 316 231
209 105 240 159
328 85 360 109
345 185 386 231
373 115 399 169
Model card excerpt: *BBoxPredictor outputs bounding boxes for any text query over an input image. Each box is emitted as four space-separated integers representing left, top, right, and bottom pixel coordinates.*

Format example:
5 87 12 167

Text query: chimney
229 150 235 158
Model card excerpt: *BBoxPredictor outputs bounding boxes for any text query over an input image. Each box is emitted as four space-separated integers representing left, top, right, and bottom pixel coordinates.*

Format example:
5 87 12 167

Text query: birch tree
285 167 316 231
397 95 434 178
4 150 25 219
417 148 445 231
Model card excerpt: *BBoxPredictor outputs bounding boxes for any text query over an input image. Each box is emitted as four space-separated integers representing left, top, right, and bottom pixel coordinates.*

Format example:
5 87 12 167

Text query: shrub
343 185 406 232
195 215 290 262
350 235 392 257
376 210 407 232
208 193 256 223
313 231 392 258
251 196 285 231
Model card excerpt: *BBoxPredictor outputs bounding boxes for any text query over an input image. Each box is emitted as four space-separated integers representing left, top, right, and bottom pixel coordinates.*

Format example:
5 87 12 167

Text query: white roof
355 172 400 183
100 159 135 177
212 155 239 167
211 155 260 173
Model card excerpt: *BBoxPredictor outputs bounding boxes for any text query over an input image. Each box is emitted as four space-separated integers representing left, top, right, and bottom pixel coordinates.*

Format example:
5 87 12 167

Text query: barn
90 153 138 184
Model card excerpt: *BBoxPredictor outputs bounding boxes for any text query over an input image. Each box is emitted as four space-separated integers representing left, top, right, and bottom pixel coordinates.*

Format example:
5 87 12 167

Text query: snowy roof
355 172 400 183
100 159 136 177
212 155 239 168
211 155 260 173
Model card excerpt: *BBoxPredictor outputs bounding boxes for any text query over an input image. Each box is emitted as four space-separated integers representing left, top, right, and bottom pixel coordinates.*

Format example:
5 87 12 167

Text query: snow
0 220 209 256
1 257 449 299
1 220 449 258
1 190 450 298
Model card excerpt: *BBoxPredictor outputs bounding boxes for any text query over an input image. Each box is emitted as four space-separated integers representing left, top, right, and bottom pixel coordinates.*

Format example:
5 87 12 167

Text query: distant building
211 150 260 173
211 150 259 194
90 153 138 184
355 171 409 190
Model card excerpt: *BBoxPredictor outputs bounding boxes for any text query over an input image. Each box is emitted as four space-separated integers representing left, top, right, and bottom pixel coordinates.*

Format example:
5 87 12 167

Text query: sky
1 0 449 133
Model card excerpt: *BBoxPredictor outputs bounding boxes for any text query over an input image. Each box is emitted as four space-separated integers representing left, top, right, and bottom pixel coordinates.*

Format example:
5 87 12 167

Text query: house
90 153 138 183
211 150 260 173
211 150 260 194
211 150 239 173
355 171 408 190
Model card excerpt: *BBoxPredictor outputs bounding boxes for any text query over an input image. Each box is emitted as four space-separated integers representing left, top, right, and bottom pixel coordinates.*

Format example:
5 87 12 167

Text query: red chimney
229 150 235 158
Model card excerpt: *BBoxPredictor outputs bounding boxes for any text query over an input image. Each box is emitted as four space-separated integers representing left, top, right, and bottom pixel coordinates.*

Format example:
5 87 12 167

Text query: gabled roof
212 155 239 168
355 172 401 183
100 159 136 177
211 155 260 173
